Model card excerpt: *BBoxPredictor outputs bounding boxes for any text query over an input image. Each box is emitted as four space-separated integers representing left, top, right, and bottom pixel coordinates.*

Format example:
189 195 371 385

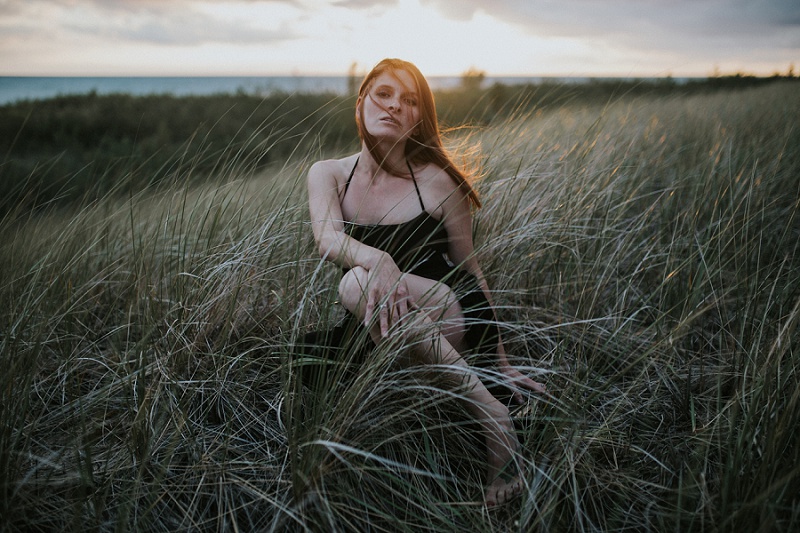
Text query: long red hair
355 58 482 209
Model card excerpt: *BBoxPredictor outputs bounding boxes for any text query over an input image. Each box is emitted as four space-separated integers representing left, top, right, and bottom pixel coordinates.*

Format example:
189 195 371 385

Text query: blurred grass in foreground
0 81 799 531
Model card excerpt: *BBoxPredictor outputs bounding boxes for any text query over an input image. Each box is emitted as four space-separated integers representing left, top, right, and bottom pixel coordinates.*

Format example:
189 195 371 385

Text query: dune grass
1 81 799 531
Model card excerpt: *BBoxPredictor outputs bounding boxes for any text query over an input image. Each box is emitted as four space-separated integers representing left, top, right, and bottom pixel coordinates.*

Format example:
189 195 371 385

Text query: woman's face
358 68 421 143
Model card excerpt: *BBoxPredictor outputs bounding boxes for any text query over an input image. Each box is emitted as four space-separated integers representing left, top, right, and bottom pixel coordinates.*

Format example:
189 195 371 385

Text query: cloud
416 0 800 74
420 0 800 39
1 0 303 46
1 0 795 75
331 0 399 8
751 0 800 25
69 6 298 45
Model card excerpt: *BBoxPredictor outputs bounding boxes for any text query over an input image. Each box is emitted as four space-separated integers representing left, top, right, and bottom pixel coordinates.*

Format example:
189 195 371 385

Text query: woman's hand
363 254 415 337
499 363 547 404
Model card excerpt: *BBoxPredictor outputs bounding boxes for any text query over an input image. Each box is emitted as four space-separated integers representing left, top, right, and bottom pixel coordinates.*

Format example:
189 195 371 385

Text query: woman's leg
339 267 468 350
338 267 524 506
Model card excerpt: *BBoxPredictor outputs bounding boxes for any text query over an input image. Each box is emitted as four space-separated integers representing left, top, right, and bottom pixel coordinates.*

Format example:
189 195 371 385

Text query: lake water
0 75 598 105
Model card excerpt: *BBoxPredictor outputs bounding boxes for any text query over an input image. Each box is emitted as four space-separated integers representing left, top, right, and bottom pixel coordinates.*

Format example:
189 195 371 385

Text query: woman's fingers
380 293 392 337
383 283 409 336
365 282 388 330
362 268 414 337
393 281 410 325
517 374 547 395
364 290 377 327
502 367 547 403
396 292 409 320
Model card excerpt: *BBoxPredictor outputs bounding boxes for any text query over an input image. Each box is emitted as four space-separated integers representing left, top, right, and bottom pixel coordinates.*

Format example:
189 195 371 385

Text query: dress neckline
342 157 429 226
345 210 438 231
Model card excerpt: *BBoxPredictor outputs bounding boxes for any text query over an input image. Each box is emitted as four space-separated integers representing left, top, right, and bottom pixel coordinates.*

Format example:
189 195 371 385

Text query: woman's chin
369 128 410 143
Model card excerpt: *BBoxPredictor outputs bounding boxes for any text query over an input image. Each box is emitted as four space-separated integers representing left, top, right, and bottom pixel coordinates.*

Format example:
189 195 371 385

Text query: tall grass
1 82 798 531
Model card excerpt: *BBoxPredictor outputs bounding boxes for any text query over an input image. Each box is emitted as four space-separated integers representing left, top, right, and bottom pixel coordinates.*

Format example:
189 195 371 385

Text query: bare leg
339 268 525 506
414 323 524 507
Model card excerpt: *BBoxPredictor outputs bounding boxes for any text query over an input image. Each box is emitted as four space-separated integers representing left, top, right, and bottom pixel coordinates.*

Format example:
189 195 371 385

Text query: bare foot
482 403 525 507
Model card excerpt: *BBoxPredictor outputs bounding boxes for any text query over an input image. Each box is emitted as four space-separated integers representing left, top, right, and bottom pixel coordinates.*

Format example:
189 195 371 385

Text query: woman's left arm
440 181 546 400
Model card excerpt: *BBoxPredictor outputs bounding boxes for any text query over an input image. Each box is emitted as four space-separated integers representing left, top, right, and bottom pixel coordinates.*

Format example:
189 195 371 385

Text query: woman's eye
404 97 417 106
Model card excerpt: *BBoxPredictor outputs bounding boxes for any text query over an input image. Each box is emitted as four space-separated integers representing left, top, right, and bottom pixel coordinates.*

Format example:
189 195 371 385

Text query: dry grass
1 82 798 532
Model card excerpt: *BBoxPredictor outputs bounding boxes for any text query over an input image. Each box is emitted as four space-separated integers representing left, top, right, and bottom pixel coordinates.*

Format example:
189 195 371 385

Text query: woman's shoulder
308 154 359 183
413 161 447 187
413 162 472 218
414 162 467 199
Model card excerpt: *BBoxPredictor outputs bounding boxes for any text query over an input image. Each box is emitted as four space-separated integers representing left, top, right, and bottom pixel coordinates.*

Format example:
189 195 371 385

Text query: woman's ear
354 95 363 125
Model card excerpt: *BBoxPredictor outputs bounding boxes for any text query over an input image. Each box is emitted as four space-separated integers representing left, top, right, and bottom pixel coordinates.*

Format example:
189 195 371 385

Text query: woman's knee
338 266 368 313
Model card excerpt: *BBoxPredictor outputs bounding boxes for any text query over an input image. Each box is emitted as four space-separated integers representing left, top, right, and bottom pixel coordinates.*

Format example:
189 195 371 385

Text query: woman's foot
482 403 525 507
485 456 524 507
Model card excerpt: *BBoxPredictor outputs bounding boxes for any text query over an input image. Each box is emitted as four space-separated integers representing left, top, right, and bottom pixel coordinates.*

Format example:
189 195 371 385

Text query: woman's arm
307 159 411 335
439 179 546 398
307 159 383 270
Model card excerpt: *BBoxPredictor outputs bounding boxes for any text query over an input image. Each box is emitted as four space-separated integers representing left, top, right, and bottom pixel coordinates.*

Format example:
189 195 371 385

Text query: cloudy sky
1 0 798 77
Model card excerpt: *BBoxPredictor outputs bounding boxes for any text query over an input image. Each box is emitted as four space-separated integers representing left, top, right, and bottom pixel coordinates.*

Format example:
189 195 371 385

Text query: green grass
1 81 799 531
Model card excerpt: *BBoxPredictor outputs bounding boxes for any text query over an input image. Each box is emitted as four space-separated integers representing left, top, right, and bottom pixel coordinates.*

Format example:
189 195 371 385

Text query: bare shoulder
413 162 470 213
412 162 449 193
308 154 358 186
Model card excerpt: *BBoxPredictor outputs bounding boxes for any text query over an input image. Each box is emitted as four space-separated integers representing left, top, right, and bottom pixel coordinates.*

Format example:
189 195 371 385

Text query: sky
1 0 798 78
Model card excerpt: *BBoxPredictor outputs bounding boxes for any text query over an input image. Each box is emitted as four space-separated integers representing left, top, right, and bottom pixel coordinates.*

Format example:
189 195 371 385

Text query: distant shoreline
0 75 702 106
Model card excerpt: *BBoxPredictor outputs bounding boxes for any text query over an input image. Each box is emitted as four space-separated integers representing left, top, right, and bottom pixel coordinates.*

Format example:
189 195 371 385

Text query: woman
307 58 545 507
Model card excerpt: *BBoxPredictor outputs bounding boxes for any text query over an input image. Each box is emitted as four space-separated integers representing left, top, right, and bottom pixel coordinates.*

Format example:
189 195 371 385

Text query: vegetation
0 79 799 531
2 74 795 216
0 91 357 216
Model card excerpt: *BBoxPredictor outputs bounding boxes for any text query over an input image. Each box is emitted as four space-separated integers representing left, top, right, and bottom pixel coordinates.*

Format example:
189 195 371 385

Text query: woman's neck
359 142 408 179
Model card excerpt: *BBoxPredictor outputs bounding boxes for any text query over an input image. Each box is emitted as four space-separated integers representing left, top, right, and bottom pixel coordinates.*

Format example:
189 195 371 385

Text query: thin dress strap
342 156 359 198
406 160 426 212
343 157 426 213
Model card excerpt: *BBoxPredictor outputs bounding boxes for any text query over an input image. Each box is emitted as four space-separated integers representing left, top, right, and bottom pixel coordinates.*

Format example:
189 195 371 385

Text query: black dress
297 158 504 393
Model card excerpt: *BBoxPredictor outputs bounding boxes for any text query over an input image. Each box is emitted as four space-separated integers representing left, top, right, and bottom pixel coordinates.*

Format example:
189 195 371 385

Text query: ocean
0 75 596 105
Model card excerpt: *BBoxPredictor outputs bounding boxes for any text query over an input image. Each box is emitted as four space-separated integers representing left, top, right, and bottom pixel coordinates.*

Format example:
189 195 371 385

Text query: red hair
356 58 482 209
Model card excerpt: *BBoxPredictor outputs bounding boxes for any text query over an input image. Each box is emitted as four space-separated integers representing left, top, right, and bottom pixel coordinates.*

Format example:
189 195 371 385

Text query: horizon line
0 70 788 79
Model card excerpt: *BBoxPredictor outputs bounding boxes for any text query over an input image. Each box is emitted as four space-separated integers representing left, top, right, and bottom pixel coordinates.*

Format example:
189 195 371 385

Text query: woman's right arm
307 159 381 270
307 160 411 335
